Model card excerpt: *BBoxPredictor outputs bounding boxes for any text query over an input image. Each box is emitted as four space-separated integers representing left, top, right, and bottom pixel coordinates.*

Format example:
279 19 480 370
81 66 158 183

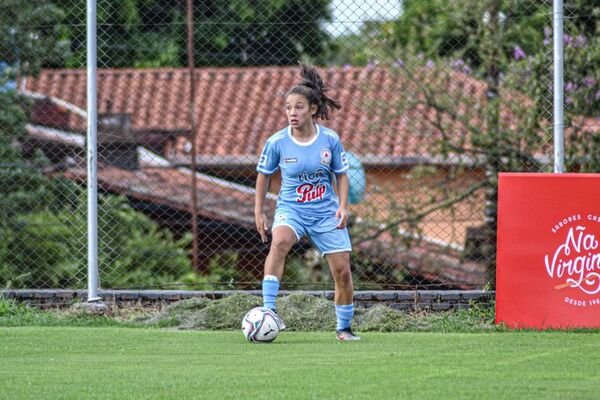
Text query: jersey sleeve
256 139 280 174
331 136 349 174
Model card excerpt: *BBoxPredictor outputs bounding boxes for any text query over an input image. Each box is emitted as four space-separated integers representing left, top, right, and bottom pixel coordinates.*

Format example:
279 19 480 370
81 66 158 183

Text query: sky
324 0 403 36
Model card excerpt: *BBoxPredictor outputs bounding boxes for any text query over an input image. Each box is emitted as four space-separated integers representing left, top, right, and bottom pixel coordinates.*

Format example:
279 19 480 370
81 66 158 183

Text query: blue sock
335 304 354 331
262 275 279 310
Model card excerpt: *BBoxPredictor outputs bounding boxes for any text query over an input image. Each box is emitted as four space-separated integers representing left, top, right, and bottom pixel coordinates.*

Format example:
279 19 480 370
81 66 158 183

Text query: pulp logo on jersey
296 183 326 203
284 158 298 163
296 169 326 203
320 148 331 165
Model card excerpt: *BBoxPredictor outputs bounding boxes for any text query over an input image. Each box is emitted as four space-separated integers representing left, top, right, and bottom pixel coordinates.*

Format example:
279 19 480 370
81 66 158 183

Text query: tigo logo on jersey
320 148 331 165
296 169 327 203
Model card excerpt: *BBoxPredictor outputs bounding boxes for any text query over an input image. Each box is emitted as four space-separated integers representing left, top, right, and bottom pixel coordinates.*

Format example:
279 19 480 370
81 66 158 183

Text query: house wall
206 165 487 250
353 168 486 249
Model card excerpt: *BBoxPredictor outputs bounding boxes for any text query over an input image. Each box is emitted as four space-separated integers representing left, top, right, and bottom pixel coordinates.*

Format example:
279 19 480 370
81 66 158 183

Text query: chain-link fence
1 0 598 291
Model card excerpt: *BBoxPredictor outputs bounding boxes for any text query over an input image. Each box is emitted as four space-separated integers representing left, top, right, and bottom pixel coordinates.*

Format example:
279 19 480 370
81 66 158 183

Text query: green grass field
1 327 599 399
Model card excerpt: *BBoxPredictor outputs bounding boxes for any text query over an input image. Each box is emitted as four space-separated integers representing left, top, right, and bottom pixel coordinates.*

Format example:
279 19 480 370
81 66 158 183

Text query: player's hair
286 62 341 120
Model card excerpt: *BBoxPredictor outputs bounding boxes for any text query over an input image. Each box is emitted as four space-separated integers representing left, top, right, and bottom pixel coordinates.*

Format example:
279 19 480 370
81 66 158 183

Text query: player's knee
270 238 294 255
333 266 352 285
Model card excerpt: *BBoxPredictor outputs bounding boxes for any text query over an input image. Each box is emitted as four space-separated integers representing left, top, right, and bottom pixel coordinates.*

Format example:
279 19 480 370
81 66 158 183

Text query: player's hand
335 207 349 229
255 212 269 242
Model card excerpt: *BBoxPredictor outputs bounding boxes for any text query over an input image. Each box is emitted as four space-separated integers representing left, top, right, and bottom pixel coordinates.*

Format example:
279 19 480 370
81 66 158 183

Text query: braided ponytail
286 62 341 120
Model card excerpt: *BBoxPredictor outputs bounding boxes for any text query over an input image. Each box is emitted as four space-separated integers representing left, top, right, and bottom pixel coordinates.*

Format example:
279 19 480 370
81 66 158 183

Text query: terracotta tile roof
24 66 599 166
21 66 486 163
62 165 273 229
26 123 275 228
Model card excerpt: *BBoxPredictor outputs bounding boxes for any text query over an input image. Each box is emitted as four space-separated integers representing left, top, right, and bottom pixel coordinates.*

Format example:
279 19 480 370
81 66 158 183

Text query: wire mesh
1 0 598 291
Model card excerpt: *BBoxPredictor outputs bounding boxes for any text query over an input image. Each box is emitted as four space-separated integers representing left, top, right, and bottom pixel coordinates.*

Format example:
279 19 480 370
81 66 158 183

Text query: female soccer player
254 63 360 341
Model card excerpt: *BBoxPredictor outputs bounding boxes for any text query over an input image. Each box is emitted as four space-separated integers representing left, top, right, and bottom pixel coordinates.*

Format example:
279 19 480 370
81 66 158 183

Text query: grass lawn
1 327 599 399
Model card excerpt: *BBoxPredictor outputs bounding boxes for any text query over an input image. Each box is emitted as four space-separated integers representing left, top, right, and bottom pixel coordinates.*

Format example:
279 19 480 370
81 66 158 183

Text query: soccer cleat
268 309 286 331
336 328 361 341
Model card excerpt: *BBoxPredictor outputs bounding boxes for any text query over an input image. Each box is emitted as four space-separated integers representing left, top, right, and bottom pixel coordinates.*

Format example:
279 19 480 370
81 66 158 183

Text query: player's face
285 94 317 129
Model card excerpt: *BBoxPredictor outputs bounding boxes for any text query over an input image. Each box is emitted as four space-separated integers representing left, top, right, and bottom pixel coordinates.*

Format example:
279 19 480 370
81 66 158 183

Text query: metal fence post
553 0 565 173
87 0 100 302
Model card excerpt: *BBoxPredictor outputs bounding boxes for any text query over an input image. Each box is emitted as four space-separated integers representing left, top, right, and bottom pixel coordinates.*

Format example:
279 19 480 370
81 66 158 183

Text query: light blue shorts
272 206 352 255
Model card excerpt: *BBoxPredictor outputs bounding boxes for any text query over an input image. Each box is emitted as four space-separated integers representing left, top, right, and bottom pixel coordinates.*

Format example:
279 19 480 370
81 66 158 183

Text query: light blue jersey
257 124 349 217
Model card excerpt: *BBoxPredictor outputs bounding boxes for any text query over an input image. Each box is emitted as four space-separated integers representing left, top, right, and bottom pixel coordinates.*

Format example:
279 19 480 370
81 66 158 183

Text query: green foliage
344 0 599 284
176 251 259 290
0 90 27 145
382 0 550 70
0 298 154 327
0 87 192 289
52 0 333 68
0 152 193 288
502 10 600 170
5 212 79 288
392 0 469 59
0 0 69 74
330 0 550 69
193 0 333 66
0 298 39 318
323 21 395 66
95 195 192 288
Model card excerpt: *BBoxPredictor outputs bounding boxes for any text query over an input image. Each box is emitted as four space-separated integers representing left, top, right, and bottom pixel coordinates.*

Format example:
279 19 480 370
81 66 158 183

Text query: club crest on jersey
276 213 287 221
320 148 332 165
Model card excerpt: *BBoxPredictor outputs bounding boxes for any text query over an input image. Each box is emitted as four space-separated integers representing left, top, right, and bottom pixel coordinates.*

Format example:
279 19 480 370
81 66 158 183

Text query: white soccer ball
241 307 280 343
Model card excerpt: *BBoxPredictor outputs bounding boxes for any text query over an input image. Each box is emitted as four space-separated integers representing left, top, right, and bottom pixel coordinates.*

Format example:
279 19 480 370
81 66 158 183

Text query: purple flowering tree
353 0 600 283
505 22 599 172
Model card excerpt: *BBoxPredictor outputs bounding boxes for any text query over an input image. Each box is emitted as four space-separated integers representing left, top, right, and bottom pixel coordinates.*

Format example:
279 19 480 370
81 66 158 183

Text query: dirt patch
145 294 260 330
137 293 494 332
145 293 338 331
358 304 414 332
276 293 336 331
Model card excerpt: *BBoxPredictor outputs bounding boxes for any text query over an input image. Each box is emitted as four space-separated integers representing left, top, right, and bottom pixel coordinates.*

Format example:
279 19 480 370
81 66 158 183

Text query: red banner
496 173 600 329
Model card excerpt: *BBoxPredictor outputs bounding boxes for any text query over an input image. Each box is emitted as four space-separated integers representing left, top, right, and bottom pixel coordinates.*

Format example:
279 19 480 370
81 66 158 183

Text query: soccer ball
241 307 280 343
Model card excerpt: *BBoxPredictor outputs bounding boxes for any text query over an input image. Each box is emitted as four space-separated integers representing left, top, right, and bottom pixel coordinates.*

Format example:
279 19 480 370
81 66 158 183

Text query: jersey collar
287 124 321 146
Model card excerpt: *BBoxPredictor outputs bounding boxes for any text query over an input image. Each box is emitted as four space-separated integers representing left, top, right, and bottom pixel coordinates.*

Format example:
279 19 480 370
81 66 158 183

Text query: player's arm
255 172 271 242
335 173 349 229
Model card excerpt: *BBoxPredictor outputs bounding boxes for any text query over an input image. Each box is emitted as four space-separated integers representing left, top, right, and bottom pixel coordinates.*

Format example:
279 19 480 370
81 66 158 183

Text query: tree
51 0 334 68
353 0 598 283
0 0 68 75
0 1 192 288
391 0 552 68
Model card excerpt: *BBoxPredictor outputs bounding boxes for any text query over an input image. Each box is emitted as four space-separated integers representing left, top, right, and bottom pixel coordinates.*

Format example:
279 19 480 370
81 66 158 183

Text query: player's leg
262 209 304 330
264 224 297 280
325 251 353 305
325 251 360 340
310 219 360 340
